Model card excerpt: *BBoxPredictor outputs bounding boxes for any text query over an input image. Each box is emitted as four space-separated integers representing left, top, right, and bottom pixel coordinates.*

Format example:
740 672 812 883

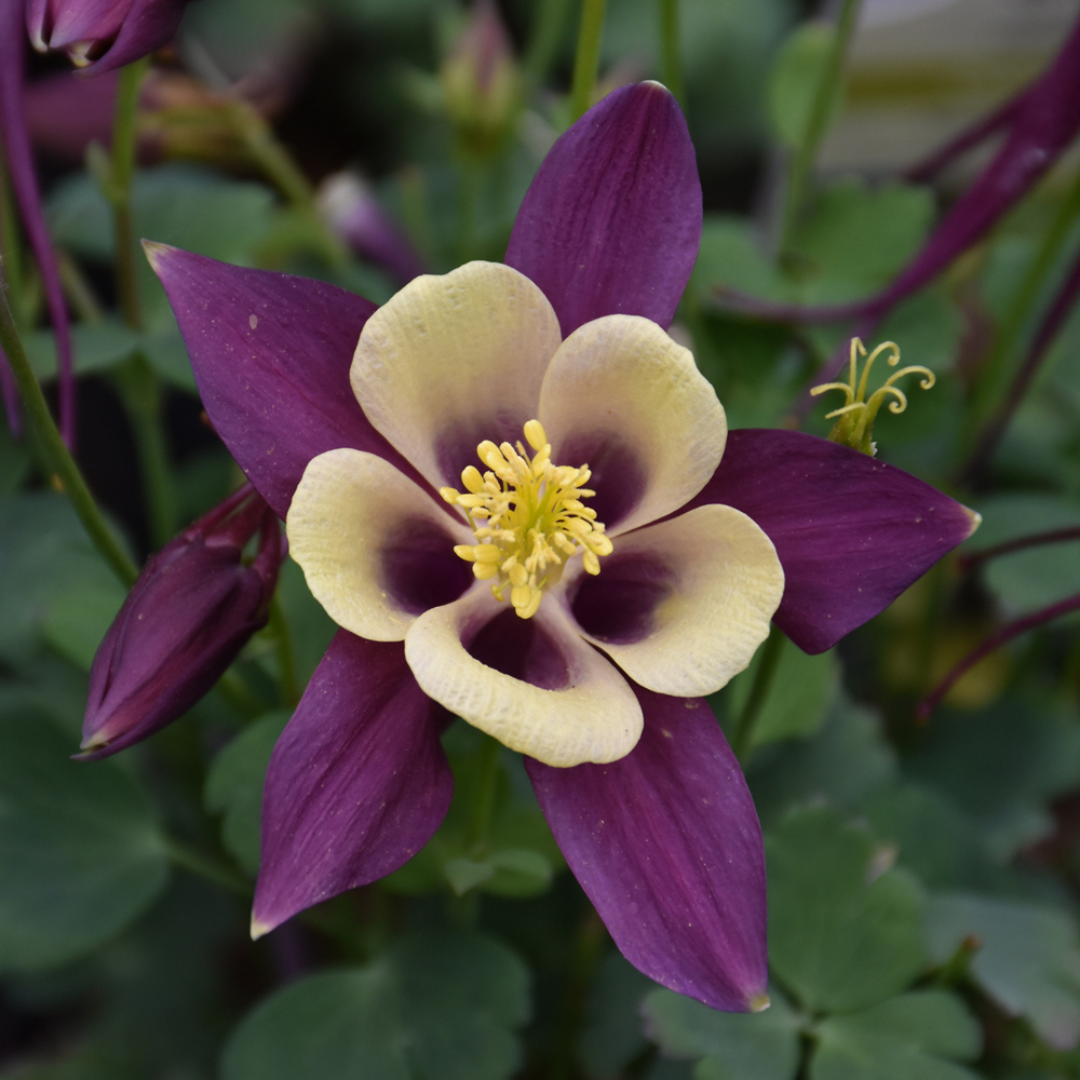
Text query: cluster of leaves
2 0 1080 1078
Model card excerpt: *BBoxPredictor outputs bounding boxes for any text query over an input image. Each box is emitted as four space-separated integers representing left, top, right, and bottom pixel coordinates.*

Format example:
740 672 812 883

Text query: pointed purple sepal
252 632 453 934
526 688 767 1012
148 245 418 517
689 429 979 654
505 82 701 337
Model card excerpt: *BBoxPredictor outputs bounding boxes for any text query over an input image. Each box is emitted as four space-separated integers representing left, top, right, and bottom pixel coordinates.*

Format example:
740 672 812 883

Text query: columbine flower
80 486 283 759
146 82 979 1011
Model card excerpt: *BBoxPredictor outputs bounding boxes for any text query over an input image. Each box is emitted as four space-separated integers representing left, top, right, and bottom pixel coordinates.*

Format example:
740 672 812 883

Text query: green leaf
221 931 530 1080
792 180 935 291
577 952 656 1079
724 641 839 747
926 893 1080 1050
643 986 800 1080
204 711 291 875
691 216 792 303
384 724 562 898
907 698 1080 861
747 697 898 830
40 580 126 672
969 493 1080 615
812 990 981 1080
766 807 927 1013
0 493 132 668
767 22 843 150
0 707 169 973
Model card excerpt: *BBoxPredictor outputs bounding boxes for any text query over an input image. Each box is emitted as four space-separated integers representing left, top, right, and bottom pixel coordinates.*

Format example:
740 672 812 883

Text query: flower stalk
569 0 607 121
0 268 137 586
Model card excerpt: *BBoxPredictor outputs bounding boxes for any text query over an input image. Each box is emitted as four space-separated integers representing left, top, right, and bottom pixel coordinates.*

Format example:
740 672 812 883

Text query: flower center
439 420 613 619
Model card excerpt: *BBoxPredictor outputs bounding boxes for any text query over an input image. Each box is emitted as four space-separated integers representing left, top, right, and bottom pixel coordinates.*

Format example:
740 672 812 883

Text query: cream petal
287 449 474 642
538 315 727 534
571 505 784 697
404 589 643 767
350 261 564 491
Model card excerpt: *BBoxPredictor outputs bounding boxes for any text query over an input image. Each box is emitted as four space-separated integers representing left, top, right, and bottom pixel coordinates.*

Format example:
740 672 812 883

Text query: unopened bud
79 486 283 759
317 172 426 285
440 0 521 157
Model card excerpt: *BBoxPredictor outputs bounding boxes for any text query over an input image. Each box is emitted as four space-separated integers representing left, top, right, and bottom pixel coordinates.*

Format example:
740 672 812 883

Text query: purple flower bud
26 0 193 74
80 486 283 760
317 172 427 286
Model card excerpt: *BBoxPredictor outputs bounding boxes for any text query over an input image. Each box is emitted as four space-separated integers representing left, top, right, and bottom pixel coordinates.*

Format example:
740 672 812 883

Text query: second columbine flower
286 261 784 768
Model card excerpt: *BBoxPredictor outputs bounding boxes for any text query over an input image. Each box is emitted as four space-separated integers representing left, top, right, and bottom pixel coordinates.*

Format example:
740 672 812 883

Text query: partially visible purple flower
26 0 193 73
80 485 283 760
317 172 427 286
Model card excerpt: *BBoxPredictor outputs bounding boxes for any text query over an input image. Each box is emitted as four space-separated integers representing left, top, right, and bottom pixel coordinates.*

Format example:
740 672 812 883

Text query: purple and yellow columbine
141 82 978 1013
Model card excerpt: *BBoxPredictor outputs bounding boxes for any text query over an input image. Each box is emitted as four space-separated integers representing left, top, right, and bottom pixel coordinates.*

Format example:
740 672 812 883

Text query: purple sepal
689 429 978 654
148 245 420 517
505 82 701 337
0 1 75 445
27 0 192 74
525 688 767 1012
252 632 453 933
81 491 283 759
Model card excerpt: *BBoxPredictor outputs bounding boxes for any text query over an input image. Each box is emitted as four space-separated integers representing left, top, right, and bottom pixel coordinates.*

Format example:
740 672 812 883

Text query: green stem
469 734 503 852
114 355 176 547
0 140 23 306
268 596 300 708
779 0 862 255
0 276 138 586
231 101 313 208
658 0 684 107
569 0 607 121
111 58 149 331
731 625 786 761
964 167 1080 442
163 835 251 896
524 0 572 83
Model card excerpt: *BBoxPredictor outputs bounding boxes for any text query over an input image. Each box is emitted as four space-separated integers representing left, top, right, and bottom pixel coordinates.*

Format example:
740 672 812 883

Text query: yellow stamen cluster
440 419 613 619
811 338 935 457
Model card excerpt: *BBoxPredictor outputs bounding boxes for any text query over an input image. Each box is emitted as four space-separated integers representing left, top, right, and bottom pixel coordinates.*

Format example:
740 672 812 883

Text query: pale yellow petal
539 315 727 534
351 261 563 491
404 590 643 767
574 505 784 696
287 448 473 642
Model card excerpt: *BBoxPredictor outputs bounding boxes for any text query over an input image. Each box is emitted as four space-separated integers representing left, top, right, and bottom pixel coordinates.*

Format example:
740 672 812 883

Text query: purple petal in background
526 688 767 1012
148 245 420 517
505 81 701 337
689 430 979 654
0 0 75 444
252 631 453 935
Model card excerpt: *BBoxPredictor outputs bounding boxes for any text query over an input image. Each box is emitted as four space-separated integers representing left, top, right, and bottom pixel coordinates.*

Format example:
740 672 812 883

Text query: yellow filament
440 420 613 618
810 338 935 456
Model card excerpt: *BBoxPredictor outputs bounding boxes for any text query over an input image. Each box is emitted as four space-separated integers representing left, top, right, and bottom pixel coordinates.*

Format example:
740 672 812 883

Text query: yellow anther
810 338 935 457
523 419 547 451
444 419 614 618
